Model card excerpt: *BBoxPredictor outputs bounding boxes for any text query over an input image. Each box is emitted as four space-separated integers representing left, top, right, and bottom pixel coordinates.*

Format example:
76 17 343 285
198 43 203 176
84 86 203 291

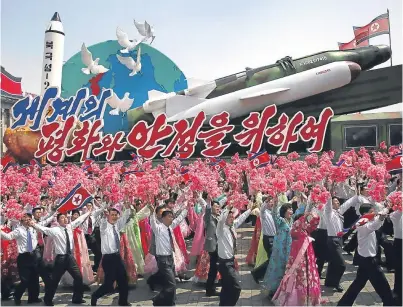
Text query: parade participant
0 214 44 305
83 201 103 272
337 204 394 306
389 205 402 305
251 197 276 283
60 209 94 287
32 210 91 306
323 194 365 292
91 203 135 306
272 212 321 306
149 203 188 306
216 204 253 306
1 221 19 301
201 194 221 296
262 198 294 298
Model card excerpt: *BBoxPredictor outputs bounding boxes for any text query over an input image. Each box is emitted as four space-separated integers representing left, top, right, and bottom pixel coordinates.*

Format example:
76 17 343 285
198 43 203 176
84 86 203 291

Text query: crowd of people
0 142 402 306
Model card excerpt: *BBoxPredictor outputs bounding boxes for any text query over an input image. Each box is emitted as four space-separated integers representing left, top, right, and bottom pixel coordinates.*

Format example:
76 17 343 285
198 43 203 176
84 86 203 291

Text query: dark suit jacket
204 206 218 253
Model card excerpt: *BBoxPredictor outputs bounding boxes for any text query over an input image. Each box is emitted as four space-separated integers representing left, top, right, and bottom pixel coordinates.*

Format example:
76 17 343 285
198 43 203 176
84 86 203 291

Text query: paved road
8 224 395 306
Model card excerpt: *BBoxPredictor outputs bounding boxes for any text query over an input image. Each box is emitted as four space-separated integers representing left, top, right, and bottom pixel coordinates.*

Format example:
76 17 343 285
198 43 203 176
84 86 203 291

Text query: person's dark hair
170 192 178 201
71 209 80 216
40 196 49 201
224 187 230 193
293 213 304 222
202 191 208 200
359 203 373 215
156 205 166 214
212 200 220 207
161 210 174 218
135 199 142 207
280 203 292 218
32 207 42 214
24 213 33 219
56 213 66 221
108 208 120 215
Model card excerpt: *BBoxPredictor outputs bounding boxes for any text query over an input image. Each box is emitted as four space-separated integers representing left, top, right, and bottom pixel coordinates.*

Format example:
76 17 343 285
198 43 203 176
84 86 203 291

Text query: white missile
40 12 65 95
143 61 361 122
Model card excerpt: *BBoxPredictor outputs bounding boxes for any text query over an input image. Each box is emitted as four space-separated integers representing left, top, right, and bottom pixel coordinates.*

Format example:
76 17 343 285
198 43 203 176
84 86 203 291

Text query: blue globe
61 40 187 135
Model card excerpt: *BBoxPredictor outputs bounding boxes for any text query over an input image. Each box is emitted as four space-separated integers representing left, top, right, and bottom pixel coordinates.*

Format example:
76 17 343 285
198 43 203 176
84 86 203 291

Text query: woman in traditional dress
60 210 94 286
272 212 322 306
246 193 263 266
262 197 294 298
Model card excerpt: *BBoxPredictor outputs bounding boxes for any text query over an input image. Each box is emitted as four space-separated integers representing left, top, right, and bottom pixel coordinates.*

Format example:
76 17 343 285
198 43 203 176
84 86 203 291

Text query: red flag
1 67 23 97
180 167 190 183
338 35 369 50
353 13 390 41
248 151 270 168
385 153 402 174
1 155 14 172
57 184 93 214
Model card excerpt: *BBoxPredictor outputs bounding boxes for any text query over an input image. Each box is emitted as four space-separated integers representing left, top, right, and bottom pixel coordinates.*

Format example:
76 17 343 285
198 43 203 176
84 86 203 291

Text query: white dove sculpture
134 20 155 44
104 90 134 115
81 43 109 75
116 47 142 77
116 27 145 54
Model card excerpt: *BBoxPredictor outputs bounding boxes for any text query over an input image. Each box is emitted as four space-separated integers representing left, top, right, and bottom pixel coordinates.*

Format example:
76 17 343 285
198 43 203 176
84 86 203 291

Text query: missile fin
166 95 206 118
186 77 211 88
240 87 290 103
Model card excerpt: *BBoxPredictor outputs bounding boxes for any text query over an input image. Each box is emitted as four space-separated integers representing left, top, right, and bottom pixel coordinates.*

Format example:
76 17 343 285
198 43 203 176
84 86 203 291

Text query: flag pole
387 8 393 66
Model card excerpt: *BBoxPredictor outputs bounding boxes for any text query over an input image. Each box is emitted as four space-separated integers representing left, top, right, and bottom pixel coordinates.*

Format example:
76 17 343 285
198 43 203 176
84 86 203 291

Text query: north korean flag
353 13 390 41
336 159 353 167
248 151 270 168
338 33 369 50
1 155 15 173
17 159 40 175
129 152 143 164
57 184 93 214
180 167 191 183
82 159 94 172
122 170 145 180
175 151 188 161
211 159 226 171
386 153 402 174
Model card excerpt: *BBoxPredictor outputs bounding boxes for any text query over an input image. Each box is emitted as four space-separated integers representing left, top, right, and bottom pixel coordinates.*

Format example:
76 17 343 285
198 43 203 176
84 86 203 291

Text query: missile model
142 45 391 122
40 12 65 95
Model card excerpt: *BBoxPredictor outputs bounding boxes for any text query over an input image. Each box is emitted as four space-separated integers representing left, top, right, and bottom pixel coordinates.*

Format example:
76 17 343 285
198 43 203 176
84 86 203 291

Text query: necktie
27 229 33 252
65 228 71 254
229 226 237 255
168 228 176 253
113 225 120 252
88 217 93 235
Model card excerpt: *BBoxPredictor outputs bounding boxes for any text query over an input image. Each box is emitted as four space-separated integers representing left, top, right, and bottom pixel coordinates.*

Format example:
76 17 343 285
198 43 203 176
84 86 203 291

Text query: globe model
61 40 187 135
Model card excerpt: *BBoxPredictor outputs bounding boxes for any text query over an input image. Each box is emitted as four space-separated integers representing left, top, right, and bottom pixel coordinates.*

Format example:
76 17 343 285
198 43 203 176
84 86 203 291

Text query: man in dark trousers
149 203 188 306
200 193 221 296
83 201 104 272
251 197 276 283
32 210 91 306
324 195 365 292
91 204 135 306
216 205 254 306
338 204 394 306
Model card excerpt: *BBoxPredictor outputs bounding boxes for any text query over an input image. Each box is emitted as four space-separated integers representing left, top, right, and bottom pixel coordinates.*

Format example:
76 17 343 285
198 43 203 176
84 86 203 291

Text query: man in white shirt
337 204 394 306
91 205 134 306
32 210 91 306
0 213 45 305
149 204 188 306
251 198 276 283
216 205 253 306
389 206 402 305
324 194 366 292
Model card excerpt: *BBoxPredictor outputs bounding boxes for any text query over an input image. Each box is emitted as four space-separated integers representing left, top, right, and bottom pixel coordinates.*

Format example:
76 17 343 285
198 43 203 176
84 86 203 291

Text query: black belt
156 254 173 258
19 252 35 256
103 252 120 256
263 235 275 238
219 257 234 262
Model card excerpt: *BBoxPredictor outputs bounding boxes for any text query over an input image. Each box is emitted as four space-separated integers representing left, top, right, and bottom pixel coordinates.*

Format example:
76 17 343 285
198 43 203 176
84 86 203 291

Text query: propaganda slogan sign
11 87 334 163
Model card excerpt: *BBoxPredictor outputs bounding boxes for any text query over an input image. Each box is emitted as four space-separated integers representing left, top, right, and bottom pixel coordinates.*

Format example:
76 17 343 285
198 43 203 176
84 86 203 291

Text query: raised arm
0 228 21 240
38 211 57 227
234 209 251 229
149 212 160 234
92 202 109 220
171 208 188 229
33 223 59 237
116 209 133 232
217 208 229 235
136 206 151 221
339 195 365 215
357 217 384 237
71 212 91 229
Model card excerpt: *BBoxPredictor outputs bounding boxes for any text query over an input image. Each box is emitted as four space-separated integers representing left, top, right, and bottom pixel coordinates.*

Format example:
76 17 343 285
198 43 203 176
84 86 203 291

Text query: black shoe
72 299 86 304
44 301 54 306
178 274 191 282
206 290 219 297
251 271 259 284
147 280 155 291
91 296 97 306
118 302 132 306
28 298 43 304
334 285 344 292
13 295 21 306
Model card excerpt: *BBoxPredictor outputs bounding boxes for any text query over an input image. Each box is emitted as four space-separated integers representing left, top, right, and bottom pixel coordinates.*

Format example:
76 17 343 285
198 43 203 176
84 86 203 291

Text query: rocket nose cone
348 62 361 82
51 12 61 22
377 44 392 62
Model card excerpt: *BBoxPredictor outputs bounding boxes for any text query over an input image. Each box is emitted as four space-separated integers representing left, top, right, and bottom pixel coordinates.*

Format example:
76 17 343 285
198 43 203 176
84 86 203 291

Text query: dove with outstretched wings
116 27 145 54
104 89 134 116
116 47 142 77
134 20 155 44
81 43 109 75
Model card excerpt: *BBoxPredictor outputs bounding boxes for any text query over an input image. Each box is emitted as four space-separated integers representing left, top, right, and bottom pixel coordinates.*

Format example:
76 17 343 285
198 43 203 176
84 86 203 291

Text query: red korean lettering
35 116 76 164
198 112 234 157
93 132 127 161
65 119 103 161
233 105 277 153
299 107 334 152
126 114 174 159
267 112 304 154
162 112 206 159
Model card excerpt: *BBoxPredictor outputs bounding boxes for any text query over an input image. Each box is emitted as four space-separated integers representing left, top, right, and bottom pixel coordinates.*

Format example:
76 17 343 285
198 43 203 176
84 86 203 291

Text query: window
389 124 402 146
344 125 377 148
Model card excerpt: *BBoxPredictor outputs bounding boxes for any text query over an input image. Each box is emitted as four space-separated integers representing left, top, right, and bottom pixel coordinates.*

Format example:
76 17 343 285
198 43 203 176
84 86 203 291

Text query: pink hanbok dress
272 214 321 306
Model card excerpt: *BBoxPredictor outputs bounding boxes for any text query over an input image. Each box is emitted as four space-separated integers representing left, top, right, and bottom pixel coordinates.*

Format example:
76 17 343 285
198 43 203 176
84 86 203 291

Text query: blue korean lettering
46 88 89 123
11 87 58 130
78 89 112 122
